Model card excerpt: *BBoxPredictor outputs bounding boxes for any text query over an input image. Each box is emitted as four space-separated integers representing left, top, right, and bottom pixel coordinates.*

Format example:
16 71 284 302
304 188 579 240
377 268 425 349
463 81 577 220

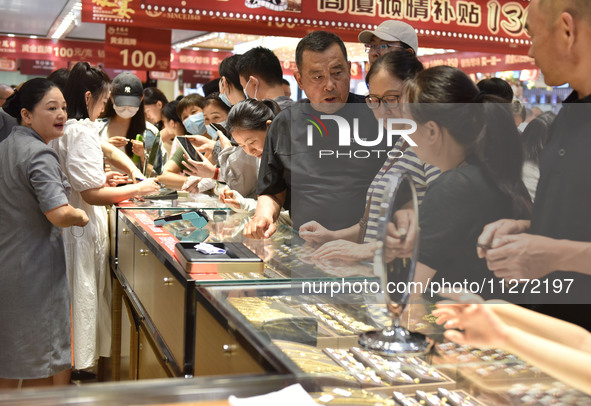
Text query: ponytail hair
226 99 280 134
404 65 531 218
64 61 110 120
3 78 59 124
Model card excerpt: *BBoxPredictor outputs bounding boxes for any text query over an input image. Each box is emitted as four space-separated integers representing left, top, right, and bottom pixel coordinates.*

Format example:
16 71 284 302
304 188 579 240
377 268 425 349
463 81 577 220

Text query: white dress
52 118 111 369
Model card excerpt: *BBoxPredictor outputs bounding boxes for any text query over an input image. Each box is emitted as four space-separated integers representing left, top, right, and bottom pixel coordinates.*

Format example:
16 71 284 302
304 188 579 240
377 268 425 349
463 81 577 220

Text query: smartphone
209 122 229 138
175 136 202 162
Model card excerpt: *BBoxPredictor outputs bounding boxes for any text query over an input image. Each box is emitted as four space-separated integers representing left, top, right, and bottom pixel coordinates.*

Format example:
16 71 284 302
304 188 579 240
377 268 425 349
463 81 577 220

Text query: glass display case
196 282 591 406
108 196 379 381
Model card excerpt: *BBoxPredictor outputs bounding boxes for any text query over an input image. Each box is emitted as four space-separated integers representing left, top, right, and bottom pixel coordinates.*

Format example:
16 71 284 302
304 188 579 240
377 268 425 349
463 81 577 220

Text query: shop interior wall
0 71 36 88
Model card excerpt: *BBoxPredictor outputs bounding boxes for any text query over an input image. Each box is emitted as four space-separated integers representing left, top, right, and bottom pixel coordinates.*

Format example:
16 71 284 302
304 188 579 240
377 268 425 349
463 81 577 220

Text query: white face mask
114 105 139 119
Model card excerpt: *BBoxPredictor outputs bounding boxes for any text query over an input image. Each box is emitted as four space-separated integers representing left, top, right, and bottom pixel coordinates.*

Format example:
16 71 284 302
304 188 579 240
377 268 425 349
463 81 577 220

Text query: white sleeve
62 123 106 192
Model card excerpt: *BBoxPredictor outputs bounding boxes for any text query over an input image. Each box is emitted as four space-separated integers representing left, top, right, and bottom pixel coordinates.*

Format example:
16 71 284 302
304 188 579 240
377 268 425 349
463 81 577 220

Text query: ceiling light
48 0 82 40
173 32 220 49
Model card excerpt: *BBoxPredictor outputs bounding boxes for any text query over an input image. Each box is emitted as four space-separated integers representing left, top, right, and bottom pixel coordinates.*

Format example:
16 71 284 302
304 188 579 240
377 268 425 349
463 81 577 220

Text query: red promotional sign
182 70 217 86
19 59 64 75
0 58 17 72
104 25 171 71
0 35 104 64
420 51 536 75
171 49 233 71
82 0 532 55
150 70 178 81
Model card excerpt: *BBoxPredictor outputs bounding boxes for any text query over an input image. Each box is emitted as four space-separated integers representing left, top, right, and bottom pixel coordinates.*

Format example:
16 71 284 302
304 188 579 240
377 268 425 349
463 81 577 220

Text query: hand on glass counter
134 178 161 196
244 215 276 239
310 240 375 262
219 188 241 210
181 176 201 193
298 220 336 244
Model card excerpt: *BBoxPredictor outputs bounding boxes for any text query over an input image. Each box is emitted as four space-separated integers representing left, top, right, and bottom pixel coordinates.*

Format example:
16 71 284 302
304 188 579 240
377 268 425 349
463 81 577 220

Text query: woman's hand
104 171 129 187
181 176 201 193
130 139 145 157
219 188 241 210
432 292 508 349
299 221 335 244
182 151 217 179
108 136 129 148
134 179 160 196
217 130 233 150
188 135 216 154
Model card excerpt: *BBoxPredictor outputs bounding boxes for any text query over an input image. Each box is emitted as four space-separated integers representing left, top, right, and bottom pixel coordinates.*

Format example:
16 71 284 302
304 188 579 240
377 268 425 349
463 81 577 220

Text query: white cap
358 20 418 54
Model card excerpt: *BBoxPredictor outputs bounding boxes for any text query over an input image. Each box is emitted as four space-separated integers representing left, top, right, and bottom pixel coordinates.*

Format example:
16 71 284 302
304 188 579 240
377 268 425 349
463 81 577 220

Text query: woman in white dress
54 62 159 371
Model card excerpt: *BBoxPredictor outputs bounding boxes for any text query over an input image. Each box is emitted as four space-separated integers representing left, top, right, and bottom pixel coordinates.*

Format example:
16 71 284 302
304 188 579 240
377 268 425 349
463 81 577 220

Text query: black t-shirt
528 92 591 329
419 164 514 300
257 93 389 230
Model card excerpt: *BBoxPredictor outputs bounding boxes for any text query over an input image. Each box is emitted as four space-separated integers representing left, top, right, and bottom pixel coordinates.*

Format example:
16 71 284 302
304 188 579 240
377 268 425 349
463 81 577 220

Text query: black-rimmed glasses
364 43 404 53
365 94 401 109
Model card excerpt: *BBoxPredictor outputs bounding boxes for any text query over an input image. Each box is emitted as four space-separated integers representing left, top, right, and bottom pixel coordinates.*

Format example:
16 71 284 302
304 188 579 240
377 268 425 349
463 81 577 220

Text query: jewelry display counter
108 197 591 405
196 283 591 406
108 197 376 380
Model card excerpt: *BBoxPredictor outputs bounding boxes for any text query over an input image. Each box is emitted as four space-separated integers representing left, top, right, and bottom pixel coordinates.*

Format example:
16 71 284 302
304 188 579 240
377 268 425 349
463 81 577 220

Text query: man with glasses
359 20 418 66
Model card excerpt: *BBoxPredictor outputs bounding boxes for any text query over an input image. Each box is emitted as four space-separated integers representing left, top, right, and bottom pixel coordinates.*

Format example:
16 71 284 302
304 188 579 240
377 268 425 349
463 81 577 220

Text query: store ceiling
0 0 207 44
0 0 444 62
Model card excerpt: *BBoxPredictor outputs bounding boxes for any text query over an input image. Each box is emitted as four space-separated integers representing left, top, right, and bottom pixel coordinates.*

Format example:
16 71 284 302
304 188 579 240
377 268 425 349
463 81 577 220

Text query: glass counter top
114 197 378 284
196 282 591 405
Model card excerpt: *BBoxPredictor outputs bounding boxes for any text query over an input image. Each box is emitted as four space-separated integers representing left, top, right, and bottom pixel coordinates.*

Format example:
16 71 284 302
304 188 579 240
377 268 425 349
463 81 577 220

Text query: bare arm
45 204 89 228
490 302 591 351
101 139 143 179
552 239 591 276
434 302 591 396
501 328 591 395
157 160 188 190
80 179 160 206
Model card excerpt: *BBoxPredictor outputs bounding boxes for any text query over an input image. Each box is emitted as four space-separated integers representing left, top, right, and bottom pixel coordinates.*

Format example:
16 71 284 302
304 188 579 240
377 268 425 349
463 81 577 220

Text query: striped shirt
363 138 440 243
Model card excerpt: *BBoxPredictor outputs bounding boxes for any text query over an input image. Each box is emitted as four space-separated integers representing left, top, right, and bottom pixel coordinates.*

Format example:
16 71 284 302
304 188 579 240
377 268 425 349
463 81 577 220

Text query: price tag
105 25 171 71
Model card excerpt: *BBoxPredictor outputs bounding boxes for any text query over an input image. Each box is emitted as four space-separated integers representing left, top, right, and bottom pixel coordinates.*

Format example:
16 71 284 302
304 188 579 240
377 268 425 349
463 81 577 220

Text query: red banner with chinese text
0 36 104 64
82 0 531 55
104 25 171 71
171 49 233 71
420 51 536 74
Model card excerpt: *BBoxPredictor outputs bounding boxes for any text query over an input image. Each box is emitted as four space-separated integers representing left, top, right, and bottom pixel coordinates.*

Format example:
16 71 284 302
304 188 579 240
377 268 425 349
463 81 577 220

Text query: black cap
111 72 143 107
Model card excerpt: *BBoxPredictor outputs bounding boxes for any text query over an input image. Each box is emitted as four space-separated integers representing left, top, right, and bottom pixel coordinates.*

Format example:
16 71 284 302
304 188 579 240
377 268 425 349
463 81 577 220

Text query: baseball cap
358 20 418 54
111 72 143 107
